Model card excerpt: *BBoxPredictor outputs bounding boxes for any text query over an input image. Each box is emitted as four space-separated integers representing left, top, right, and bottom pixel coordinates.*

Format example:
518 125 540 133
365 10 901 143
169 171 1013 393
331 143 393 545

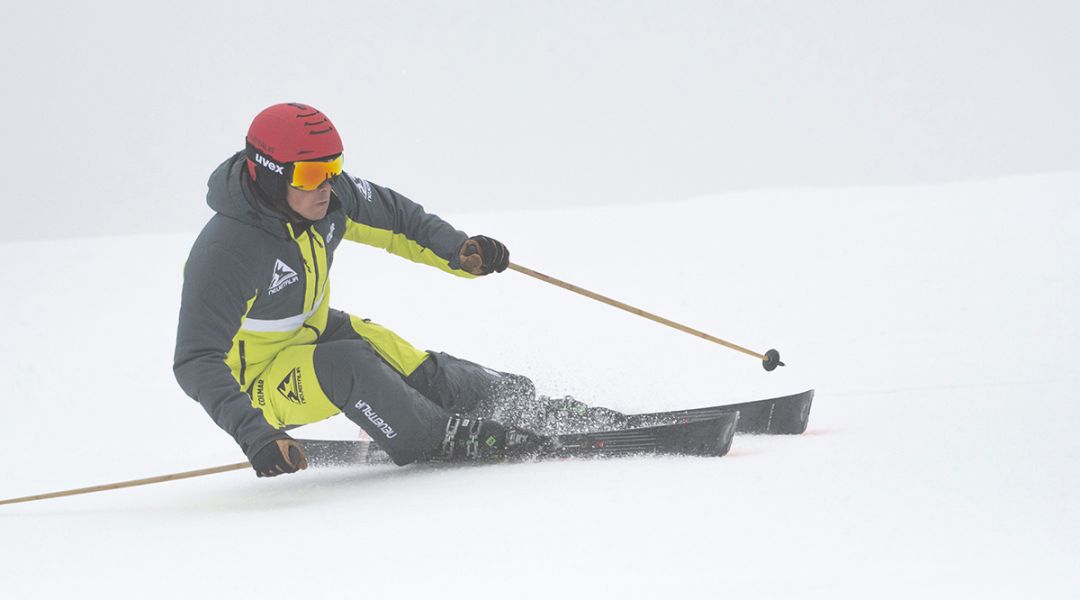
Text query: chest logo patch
268 259 300 295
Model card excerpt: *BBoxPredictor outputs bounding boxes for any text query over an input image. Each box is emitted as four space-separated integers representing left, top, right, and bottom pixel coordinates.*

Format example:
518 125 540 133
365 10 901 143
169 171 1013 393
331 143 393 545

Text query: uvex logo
255 153 285 174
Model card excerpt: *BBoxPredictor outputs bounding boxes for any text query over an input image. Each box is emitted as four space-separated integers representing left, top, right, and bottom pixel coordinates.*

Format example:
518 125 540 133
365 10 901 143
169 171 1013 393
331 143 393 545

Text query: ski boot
527 395 628 436
430 414 543 462
475 376 629 436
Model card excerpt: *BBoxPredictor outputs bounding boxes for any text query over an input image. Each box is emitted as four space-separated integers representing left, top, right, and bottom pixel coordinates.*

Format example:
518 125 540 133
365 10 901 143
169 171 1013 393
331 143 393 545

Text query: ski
298 438 387 467
625 389 814 435
541 412 737 459
297 412 738 468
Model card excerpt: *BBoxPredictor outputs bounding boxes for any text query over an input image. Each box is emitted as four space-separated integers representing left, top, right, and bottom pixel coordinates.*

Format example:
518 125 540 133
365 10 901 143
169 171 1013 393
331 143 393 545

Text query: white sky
2 0 1078 242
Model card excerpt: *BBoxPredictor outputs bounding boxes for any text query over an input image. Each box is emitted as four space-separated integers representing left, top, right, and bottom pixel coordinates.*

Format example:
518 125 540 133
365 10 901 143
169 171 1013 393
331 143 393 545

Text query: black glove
458 235 509 275
250 437 309 477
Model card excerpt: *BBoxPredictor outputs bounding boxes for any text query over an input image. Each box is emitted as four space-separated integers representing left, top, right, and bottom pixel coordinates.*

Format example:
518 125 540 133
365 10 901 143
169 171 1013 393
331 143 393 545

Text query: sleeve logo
351 176 373 202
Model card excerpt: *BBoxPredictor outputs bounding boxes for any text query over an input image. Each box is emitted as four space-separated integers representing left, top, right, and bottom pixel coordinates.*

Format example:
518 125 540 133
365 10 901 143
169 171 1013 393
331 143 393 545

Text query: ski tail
298 439 389 467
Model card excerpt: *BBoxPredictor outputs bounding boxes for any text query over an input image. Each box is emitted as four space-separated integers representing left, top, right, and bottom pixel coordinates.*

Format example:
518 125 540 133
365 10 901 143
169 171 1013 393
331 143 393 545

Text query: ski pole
507 262 784 371
0 462 250 507
0 439 370 507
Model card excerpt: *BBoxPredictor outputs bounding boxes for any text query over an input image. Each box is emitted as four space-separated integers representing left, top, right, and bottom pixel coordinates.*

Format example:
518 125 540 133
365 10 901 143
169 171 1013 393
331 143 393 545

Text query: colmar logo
268 259 299 295
255 153 286 175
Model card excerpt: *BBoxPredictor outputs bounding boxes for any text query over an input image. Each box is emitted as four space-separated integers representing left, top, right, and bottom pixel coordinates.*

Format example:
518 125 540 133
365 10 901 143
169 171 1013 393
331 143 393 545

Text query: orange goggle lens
290 154 344 191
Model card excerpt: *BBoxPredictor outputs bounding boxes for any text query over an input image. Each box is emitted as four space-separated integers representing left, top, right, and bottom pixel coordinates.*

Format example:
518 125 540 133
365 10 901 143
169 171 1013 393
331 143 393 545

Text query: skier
174 103 622 478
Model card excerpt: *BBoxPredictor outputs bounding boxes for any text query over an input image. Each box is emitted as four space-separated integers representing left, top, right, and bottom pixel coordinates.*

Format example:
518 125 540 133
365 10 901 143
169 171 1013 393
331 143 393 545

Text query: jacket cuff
446 233 469 270
242 429 291 463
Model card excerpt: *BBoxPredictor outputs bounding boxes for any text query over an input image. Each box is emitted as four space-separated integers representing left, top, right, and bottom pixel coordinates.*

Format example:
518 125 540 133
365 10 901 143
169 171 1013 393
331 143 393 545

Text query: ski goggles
290 154 344 191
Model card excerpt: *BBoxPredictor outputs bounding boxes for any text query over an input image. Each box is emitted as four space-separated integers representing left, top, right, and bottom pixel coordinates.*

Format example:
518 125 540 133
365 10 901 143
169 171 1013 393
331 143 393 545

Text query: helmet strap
243 159 308 224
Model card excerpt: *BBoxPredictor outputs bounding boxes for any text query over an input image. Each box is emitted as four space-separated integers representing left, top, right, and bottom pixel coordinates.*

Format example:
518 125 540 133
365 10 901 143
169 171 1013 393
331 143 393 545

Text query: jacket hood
206 152 291 238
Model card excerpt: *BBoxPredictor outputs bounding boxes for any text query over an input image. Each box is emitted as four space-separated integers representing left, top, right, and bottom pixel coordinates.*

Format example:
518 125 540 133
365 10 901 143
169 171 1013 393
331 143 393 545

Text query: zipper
239 340 247 386
308 232 320 306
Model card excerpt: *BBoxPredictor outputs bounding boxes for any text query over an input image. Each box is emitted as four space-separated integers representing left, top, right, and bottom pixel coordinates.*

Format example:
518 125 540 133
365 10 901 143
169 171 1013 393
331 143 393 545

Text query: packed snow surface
1 174 1078 598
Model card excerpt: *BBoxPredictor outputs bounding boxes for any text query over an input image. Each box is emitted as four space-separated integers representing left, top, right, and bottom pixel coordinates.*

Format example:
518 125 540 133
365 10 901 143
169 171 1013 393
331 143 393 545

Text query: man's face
285 180 333 221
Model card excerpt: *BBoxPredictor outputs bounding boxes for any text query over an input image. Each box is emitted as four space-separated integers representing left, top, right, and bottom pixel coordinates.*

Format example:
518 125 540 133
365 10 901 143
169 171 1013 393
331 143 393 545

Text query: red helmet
244 103 344 202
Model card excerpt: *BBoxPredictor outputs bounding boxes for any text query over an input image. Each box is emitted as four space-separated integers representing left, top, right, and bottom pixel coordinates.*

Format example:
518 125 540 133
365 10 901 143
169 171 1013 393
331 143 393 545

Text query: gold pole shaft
507 262 766 360
0 462 250 507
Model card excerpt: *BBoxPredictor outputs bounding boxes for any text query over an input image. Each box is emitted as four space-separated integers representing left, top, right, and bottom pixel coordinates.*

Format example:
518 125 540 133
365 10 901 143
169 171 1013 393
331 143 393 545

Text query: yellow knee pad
347 315 429 377
250 344 341 428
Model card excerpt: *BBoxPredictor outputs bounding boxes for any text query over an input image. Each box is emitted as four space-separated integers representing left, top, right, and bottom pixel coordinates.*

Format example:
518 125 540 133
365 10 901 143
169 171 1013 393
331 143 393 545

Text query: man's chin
302 205 330 221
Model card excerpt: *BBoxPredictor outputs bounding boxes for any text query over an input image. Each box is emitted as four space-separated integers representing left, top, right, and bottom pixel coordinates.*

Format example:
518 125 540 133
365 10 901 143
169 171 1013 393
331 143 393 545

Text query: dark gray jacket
173 152 473 459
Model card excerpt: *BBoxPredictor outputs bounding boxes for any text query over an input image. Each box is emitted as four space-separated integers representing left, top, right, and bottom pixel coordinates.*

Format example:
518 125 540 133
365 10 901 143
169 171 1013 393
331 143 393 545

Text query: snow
2 173 1078 598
